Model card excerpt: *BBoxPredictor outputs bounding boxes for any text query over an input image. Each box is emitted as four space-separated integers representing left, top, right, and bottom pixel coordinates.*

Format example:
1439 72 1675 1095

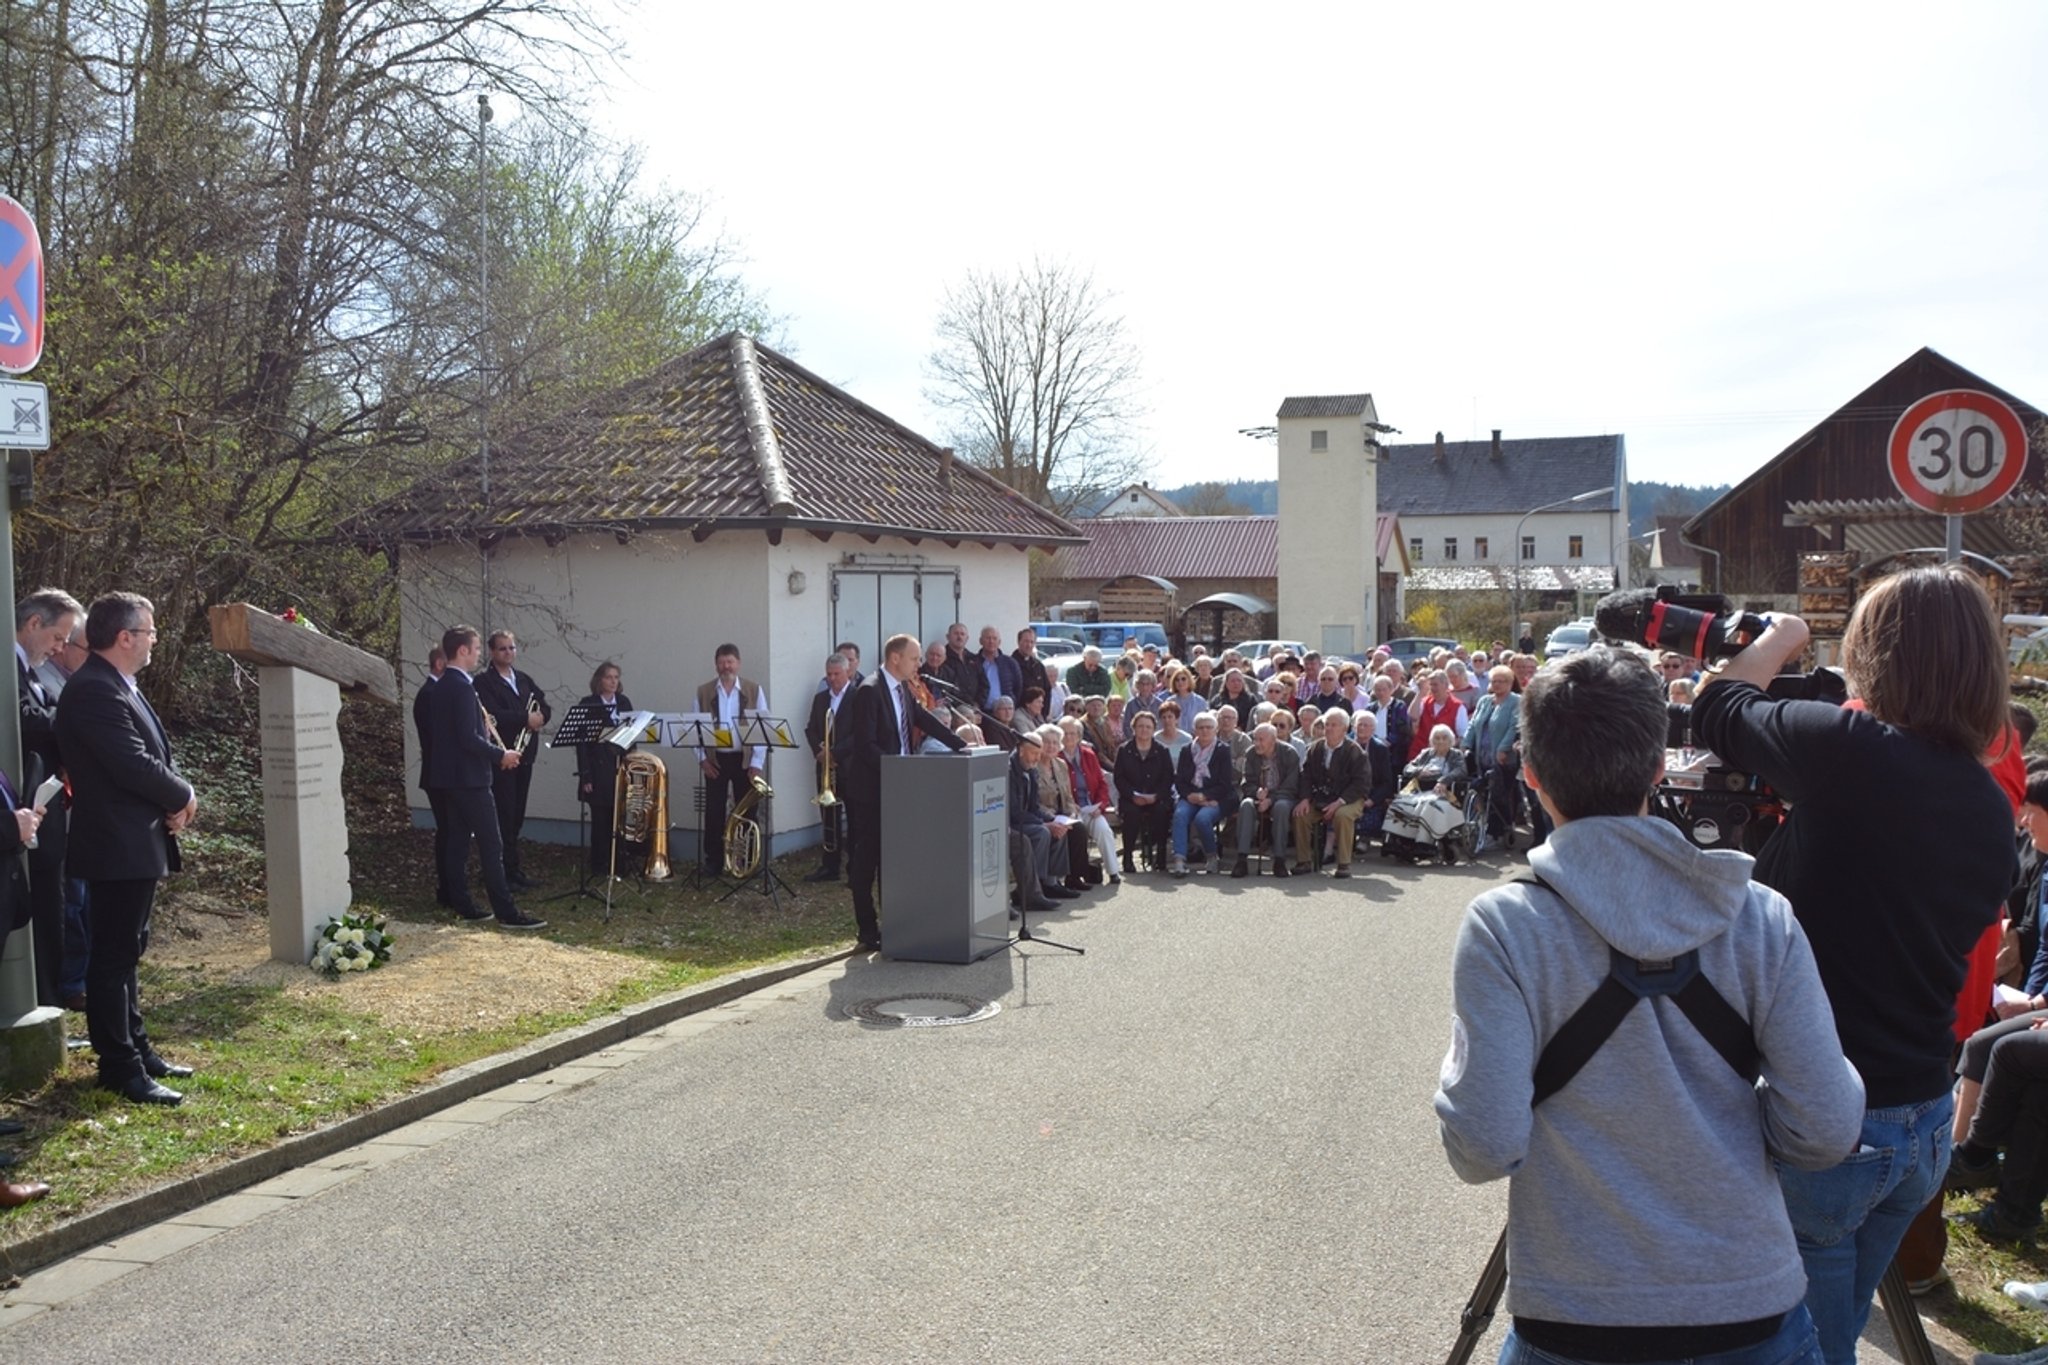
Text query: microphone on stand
920 672 966 698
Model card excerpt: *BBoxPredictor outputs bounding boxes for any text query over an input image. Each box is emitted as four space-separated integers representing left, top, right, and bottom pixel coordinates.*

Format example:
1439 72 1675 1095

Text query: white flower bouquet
310 911 394 977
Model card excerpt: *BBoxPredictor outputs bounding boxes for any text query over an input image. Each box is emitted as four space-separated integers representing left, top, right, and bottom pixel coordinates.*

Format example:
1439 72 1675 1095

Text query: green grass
1 820 855 1249
1933 1191 2048 1353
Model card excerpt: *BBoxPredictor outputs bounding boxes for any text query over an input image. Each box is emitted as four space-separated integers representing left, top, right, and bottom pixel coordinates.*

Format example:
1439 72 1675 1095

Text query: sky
572 1 2046 491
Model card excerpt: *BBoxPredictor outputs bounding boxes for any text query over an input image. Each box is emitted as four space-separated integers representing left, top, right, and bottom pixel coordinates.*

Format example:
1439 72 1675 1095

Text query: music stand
718 714 800 907
542 700 615 908
665 713 722 890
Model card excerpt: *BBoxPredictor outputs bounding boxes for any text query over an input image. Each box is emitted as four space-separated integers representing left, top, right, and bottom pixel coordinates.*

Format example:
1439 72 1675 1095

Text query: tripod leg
1445 1229 1508 1365
1876 1259 1937 1365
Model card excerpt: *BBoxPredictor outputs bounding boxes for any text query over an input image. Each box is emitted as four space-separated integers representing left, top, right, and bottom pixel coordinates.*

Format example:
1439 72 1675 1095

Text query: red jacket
1069 742 1112 808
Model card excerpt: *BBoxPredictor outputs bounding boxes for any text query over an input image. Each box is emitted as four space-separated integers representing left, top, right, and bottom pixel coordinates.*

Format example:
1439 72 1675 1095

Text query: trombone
814 708 839 854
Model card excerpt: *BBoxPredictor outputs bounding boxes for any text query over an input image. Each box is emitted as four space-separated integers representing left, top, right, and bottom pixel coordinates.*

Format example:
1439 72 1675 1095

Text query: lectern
880 749 1009 963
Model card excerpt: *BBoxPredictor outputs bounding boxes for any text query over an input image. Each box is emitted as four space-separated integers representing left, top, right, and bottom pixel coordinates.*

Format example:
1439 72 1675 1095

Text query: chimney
1434 432 1445 464
1490 429 1502 460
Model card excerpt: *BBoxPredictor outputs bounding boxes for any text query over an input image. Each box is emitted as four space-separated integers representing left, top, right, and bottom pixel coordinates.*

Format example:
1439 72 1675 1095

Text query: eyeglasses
493 645 517 653
121 627 158 640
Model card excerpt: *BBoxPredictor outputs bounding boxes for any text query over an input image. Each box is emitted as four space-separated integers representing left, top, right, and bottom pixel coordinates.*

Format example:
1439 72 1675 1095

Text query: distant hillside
1139 478 1729 538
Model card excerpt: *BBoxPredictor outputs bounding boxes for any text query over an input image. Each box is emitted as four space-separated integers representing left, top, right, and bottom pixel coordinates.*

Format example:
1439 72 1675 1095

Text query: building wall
1396 508 1626 578
400 531 1031 859
1277 411 1378 653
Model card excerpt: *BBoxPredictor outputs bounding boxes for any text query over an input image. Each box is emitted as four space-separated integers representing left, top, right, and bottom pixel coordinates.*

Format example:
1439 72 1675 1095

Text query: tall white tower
1276 394 1381 654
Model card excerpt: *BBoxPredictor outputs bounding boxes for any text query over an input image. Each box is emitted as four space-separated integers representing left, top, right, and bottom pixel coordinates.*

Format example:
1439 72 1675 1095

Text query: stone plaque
259 665 351 963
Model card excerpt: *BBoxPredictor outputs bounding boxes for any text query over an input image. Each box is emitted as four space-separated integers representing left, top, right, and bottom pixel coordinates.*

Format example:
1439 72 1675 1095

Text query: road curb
0 948 852 1280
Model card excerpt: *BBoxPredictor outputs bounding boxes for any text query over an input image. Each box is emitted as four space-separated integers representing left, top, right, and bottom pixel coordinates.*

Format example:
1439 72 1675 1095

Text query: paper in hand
31 776 61 812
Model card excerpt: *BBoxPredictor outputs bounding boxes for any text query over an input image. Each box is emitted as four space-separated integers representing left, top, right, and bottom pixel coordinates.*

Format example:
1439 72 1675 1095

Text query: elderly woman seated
1401 723 1469 793
985 695 1021 751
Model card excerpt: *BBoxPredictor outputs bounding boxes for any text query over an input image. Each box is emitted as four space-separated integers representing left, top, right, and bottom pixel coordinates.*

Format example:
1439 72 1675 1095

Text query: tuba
725 774 771 879
614 751 672 880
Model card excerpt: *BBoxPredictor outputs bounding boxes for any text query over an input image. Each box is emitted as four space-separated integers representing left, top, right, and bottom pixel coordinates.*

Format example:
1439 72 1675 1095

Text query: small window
1474 536 1489 560
1568 535 1584 560
1409 536 1424 561
1310 429 1329 451
1520 535 1535 561
1443 537 1458 561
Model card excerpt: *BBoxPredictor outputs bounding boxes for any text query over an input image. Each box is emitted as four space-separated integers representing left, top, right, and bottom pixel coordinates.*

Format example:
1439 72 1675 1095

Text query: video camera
1591 586 1846 852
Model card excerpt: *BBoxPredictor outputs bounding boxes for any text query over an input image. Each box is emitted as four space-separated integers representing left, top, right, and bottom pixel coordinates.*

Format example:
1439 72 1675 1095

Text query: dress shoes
805 865 842 883
109 1076 184 1106
1230 855 1249 879
496 912 549 930
1041 883 1079 901
61 992 87 1013
145 1055 195 1080
455 905 494 922
1062 876 1091 893
853 936 881 952
0 1119 24 1137
0 1180 50 1209
1271 859 1290 878
506 872 539 891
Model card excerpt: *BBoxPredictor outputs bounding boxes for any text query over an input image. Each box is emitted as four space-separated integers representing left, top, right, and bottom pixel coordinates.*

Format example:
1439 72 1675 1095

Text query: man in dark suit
427 626 545 930
803 652 854 883
474 630 551 889
15 587 81 1007
52 592 195 1105
833 633 964 951
411 645 451 906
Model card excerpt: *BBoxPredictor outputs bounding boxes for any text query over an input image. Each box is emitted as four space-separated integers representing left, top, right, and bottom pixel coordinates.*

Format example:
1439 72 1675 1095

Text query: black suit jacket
52 653 193 881
18 651 66 866
424 669 507 790
474 666 551 768
0 774 27 930
412 675 438 792
574 691 632 789
835 672 963 805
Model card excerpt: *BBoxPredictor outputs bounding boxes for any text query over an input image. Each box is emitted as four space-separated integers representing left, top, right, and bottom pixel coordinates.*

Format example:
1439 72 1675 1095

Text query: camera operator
1435 646 1862 1362
1690 565 2016 1363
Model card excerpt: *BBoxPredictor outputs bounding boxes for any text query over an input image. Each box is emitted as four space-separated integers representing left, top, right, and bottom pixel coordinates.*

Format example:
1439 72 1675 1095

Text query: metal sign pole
1945 513 1963 564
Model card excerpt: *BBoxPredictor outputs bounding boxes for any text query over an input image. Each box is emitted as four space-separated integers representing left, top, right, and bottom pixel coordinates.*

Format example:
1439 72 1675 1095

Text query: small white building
1275 394 1393 654
1383 432 1629 608
1093 483 1186 518
354 332 1083 859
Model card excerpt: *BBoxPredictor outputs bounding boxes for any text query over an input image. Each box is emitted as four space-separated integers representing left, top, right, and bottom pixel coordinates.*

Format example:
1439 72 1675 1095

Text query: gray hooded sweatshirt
1434 815 1865 1327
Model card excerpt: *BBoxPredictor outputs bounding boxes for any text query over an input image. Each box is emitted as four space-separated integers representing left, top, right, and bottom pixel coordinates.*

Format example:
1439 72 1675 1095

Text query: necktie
897 683 912 753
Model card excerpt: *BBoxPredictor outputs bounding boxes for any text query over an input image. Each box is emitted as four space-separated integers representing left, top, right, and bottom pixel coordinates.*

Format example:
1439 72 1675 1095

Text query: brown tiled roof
345 333 1084 549
1048 516 1278 581
1276 394 1375 420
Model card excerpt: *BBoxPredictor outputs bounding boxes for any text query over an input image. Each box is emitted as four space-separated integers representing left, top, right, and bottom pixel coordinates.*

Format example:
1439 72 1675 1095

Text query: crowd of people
796 625 1597 904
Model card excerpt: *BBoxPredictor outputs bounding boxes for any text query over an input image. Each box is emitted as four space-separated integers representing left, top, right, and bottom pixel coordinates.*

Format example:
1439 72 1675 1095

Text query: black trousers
28 842 64 1006
1964 1026 2048 1219
491 754 537 876
438 785 517 919
86 877 160 1086
424 786 453 901
701 752 748 873
1121 799 1170 862
845 797 881 942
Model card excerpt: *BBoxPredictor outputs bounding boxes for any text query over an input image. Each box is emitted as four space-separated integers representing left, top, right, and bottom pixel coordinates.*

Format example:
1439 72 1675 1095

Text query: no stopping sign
1888 389 2029 514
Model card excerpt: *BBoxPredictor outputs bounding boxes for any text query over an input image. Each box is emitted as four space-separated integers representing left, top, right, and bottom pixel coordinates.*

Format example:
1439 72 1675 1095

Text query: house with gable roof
351 331 1083 858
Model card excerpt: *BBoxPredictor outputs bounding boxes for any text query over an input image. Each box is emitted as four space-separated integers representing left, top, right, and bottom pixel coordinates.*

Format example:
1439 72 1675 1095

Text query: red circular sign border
1887 388 2029 515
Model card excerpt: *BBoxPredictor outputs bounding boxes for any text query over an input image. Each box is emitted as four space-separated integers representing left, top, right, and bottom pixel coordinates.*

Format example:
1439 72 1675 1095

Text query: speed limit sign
1888 389 2029 514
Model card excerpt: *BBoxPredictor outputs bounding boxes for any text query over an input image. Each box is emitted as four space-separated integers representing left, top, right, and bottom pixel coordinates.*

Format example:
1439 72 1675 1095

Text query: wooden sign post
209 604 397 965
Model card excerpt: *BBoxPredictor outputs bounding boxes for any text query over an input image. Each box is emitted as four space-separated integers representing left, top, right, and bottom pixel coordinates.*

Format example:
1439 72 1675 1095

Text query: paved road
0 854 1960 1362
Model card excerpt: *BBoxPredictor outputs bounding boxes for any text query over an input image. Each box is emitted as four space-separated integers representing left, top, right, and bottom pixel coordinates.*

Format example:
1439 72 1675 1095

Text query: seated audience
1169 712 1236 876
1113 711 1174 871
1234 721 1300 878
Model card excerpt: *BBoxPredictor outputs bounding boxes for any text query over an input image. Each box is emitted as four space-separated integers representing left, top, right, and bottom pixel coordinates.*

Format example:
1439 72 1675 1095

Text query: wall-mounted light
788 569 807 596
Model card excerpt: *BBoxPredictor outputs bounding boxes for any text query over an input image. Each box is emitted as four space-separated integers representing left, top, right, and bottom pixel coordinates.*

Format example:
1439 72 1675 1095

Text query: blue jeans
1171 800 1222 859
1777 1094 1952 1365
1498 1304 1822 1365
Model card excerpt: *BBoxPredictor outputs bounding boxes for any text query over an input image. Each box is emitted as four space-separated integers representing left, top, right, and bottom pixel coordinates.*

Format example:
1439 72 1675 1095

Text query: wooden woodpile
1797 551 1857 639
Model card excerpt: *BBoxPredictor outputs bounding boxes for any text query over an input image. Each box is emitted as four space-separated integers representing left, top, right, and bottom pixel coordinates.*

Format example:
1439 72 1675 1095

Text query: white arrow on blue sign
0 194 44 375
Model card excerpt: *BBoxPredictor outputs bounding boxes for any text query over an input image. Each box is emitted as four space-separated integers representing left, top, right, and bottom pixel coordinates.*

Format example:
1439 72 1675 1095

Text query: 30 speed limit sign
1888 388 2029 514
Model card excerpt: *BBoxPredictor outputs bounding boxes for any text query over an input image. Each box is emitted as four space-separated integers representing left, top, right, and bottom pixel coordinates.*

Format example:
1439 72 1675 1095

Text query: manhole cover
845 993 1001 1028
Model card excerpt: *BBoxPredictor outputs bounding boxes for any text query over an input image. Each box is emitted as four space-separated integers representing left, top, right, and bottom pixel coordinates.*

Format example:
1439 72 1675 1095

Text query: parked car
1380 636 1460 662
1227 639 1309 665
1070 622 1170 653
1035 637 1085 667
1028 620 1087 647
1543 622 1597 660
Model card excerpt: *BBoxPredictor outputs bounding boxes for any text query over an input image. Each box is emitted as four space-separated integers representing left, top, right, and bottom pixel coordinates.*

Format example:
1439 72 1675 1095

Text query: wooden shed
1684 348 2047 594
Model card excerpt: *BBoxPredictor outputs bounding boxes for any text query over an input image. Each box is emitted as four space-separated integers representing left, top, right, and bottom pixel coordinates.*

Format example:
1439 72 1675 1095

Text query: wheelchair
1381 760 1479 866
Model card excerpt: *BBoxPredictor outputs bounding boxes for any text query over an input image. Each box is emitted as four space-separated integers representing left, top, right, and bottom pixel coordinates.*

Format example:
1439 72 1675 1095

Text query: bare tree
924 259 1145 516
1177 482 1251 516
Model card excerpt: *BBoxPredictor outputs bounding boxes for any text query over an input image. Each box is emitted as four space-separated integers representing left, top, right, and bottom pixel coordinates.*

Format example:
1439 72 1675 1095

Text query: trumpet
515 692 541 755
480 699 507 749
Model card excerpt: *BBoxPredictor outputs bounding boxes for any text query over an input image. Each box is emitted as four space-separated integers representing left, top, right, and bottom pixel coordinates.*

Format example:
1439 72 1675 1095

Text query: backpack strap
1518 875 1759 1107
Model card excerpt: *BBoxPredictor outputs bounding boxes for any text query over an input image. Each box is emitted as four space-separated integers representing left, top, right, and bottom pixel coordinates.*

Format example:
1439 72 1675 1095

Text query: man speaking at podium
835 633 964 951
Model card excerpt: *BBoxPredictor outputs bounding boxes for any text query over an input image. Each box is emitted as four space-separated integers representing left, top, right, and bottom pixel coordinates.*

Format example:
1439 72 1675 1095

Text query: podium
880 749 1010 963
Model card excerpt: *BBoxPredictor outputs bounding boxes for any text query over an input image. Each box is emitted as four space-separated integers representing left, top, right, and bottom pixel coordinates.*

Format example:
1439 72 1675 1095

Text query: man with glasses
475 631 551 889
53 593 198 1104
15 588 82 1008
